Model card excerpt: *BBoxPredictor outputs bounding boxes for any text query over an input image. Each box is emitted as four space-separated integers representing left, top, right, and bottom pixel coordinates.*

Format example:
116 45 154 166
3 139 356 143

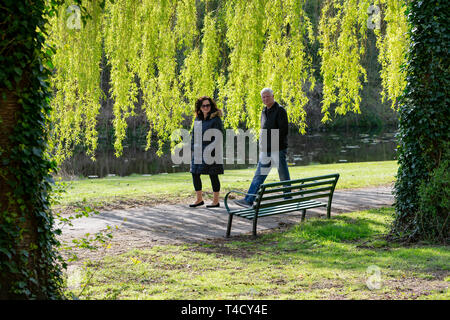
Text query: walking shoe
206 203 220 208
189 201 204 208
234 199 252 208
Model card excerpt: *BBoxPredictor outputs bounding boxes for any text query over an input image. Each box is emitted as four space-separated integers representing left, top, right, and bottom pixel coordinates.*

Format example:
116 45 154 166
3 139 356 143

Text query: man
234 88 291 207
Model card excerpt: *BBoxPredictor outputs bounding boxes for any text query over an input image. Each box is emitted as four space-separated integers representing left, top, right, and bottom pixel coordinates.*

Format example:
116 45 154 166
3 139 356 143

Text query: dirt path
58 185 394 256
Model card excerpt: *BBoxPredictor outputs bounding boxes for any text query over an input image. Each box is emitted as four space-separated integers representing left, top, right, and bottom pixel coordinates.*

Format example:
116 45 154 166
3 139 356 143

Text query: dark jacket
259 101 289 152
190 110 224 175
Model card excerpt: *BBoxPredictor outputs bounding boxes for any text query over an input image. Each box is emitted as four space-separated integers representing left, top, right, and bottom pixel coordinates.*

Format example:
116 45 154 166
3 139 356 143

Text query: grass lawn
56 161 397 209
66 207 449 300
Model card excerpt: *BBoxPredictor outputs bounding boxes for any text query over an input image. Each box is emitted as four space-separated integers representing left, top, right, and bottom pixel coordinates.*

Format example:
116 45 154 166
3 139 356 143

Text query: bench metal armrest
224 190 258 212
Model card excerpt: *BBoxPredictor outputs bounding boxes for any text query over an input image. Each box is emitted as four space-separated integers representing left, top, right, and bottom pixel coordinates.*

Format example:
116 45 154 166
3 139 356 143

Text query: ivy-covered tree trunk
391 0 449 242
0 1 64 299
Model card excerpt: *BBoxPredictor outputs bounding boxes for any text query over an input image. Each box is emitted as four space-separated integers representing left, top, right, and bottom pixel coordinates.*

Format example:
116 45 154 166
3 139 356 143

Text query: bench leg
252 216 258 238
327 194 335 219
226 214 233 238
301 209 306 222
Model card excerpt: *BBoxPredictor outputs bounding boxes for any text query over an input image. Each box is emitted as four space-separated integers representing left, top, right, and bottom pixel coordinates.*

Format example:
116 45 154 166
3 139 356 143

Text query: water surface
60 128 398 178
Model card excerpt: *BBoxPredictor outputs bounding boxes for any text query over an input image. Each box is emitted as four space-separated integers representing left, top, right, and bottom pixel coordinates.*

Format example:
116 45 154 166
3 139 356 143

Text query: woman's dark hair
195 96 218 120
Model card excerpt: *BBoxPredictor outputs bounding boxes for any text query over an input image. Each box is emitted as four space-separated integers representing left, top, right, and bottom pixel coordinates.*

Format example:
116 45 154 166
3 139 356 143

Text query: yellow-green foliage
47 0 104 163
374 0 408 109
46 0 408 162
319 0 369 122
319 0 408 121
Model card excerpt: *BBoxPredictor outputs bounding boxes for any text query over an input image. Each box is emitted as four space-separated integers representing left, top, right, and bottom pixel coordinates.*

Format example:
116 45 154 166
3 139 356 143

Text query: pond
59 127 398 178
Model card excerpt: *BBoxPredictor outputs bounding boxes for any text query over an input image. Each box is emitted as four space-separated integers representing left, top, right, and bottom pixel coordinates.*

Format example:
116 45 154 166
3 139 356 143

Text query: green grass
57 161 397 208
66 207 449 300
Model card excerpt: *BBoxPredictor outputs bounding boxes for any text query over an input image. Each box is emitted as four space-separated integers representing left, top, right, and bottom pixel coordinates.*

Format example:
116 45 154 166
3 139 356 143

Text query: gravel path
58 185 394 254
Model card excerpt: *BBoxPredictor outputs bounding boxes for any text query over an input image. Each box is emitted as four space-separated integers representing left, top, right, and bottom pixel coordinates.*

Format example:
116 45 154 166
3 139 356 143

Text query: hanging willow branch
46 0 104 163
373 0 408 109
45 0 408 163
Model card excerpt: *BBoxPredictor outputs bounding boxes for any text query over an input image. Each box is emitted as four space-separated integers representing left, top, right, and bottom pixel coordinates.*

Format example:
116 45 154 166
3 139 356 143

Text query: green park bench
224 173 340 238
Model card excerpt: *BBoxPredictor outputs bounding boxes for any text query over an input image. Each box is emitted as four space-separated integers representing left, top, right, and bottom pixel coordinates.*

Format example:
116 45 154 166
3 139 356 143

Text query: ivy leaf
0 248 12 260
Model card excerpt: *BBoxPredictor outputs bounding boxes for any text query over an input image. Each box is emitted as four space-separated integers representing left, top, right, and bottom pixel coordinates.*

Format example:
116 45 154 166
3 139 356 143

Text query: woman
189 96 224 208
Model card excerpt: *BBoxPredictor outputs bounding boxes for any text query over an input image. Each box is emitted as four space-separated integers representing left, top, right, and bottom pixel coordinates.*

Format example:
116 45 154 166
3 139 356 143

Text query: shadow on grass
190 207 449 275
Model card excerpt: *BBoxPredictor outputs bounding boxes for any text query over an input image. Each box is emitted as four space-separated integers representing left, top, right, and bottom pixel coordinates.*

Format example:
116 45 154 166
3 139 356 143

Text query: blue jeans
245 149 291 204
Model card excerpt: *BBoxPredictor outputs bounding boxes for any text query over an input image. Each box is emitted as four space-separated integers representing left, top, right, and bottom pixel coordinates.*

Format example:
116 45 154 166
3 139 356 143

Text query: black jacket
190 110 224 175
259 101 288 152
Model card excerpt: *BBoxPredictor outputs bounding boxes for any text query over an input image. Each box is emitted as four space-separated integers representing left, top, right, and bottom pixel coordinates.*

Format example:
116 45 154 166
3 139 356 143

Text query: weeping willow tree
46 0 320 160
46 0 410 160
318 0 407 120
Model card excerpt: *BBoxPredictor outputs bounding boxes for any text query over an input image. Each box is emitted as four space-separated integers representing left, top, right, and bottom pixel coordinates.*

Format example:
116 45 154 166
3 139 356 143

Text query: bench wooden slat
236 201 326 219
228 199 322 216
231 199 322 216
257 202 326 218
261 179 337 194
258 192 333 209
261 174 339 188
259 186 334 202
228 207 254 215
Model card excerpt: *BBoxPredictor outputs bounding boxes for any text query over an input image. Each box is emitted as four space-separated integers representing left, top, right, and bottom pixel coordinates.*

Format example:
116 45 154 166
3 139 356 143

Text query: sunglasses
201 104 211 108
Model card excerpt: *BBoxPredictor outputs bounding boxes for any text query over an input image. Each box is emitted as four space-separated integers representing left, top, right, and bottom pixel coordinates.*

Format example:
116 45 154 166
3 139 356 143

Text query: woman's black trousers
192 173 220 192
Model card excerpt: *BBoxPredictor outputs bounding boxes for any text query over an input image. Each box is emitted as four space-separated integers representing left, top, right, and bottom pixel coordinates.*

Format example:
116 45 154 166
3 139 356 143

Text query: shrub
416 157 450 242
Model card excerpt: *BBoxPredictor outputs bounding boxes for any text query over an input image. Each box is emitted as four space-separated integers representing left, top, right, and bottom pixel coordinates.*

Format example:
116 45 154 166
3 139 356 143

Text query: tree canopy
45 0 408 162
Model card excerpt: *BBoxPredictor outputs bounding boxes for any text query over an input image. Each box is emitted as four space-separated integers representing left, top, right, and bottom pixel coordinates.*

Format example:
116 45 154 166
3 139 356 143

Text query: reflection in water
288 130 397 166
59 128 398 178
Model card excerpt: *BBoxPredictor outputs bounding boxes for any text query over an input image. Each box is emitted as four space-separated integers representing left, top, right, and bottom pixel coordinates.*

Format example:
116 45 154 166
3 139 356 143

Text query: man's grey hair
260 87 274 96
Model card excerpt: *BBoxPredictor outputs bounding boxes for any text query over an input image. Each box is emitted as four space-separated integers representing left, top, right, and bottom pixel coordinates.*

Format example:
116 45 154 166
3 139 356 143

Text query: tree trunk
0 90 47 300
391 0 449 242
0 0 63 299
